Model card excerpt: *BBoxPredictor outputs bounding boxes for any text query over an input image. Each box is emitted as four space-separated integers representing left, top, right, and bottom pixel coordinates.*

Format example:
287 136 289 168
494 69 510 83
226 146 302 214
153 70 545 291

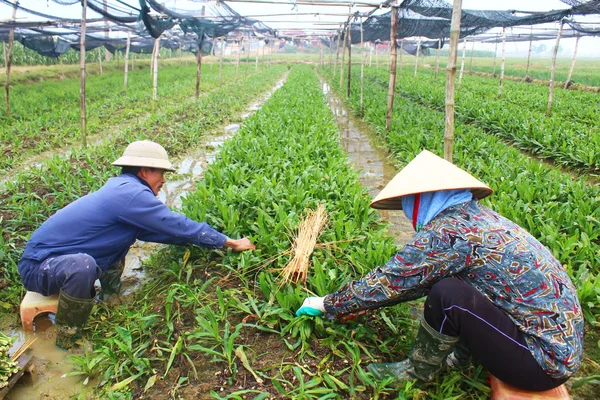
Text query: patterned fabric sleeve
323 223 470 318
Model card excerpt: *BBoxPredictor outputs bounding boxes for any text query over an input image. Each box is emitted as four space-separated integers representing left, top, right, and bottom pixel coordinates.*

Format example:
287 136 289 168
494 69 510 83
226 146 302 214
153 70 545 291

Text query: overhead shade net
18 36 72 58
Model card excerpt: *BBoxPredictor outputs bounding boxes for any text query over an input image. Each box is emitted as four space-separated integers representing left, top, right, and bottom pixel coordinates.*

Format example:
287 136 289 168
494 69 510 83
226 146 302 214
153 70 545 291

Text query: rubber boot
368 316 459 383
99 259 125 301
55 290 94 350
446 341 471 368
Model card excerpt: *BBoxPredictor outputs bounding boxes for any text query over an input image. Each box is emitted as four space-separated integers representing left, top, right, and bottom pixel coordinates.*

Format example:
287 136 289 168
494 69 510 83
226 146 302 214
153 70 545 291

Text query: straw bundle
280 204 328 285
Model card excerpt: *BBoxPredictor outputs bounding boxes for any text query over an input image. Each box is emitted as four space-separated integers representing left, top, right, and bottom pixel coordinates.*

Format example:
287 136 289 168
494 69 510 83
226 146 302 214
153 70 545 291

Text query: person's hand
296 297 325 317
224 237 256 252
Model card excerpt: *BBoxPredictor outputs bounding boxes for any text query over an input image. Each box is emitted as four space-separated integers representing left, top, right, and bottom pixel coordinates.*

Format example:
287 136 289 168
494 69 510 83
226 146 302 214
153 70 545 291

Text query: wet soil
2 75 288 400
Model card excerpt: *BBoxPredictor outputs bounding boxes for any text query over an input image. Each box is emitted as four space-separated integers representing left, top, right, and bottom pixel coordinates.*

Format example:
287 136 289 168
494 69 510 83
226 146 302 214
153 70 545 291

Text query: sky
1 0 598 57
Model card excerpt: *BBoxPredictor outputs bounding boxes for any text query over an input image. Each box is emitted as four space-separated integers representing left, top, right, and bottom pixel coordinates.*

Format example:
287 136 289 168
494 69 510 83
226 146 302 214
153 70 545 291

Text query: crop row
0 63 243 173
0 65 286 313
326 67 600 324
69 66 491 399
360 66 600 173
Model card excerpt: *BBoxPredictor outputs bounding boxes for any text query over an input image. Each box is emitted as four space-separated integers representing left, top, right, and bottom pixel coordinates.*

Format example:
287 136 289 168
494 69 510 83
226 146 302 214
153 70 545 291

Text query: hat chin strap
411 193 421 231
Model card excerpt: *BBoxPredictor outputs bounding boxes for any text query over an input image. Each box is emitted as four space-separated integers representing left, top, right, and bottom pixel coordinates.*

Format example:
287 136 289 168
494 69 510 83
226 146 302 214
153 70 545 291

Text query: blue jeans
18 254 101 299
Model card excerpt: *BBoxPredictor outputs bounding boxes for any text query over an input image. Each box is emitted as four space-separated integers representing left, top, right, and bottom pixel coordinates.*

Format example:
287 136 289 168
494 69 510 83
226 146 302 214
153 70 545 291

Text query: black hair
121 166 142 175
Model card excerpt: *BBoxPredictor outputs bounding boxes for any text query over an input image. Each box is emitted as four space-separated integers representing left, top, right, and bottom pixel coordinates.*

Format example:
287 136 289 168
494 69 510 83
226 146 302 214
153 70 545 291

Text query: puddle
322 81 414 246
2 73 289 400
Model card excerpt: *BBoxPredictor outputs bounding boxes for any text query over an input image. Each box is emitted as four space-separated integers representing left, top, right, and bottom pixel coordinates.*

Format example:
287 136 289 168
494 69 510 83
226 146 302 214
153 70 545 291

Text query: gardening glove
296 297 326 317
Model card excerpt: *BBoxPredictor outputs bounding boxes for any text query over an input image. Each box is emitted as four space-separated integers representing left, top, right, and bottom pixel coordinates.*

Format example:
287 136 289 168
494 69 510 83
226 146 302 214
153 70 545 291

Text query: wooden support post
347 23 352 97
255 39 259 71
498 28 506 96
564 34 580 89
369 44 373 67
328 36 334 67
360 17 365 116
245 33 250 75
333 29 341 79
80 0 88 147
525 26 533 80
385 7 398 131
399 39 404 73
196 37 203 98
124 32 131 88
98 47 102 74
2 42 6 68
150 41 155 76
132 53 134 70
468 40 475 72
220 38 224 80
414 39 421 78
458 39 466 87
152 37 159 101
4 0 17 117
339 26 348 89
492 35 498 76
261 39 265 70
443 0 463 162
434 38 441 80
236 37 242 76
376 42 379 69
547 20 564 116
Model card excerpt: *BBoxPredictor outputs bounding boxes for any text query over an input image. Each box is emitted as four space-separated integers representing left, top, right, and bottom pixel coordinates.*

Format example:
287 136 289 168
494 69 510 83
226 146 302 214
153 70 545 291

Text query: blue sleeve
323 228 466 318
119 189 228 249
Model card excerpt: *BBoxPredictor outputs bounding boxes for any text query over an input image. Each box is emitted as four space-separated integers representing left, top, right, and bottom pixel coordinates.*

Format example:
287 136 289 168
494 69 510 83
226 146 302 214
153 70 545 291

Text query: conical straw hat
370 150 493 210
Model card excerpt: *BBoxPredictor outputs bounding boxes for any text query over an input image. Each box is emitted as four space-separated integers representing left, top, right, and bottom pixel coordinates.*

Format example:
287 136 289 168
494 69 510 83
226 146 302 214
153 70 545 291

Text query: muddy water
5 75 288 400
321 82 414 247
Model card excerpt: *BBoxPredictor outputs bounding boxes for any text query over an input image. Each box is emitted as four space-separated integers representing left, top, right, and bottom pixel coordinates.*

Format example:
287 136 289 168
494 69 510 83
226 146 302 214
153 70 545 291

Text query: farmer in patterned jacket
296 150 583 391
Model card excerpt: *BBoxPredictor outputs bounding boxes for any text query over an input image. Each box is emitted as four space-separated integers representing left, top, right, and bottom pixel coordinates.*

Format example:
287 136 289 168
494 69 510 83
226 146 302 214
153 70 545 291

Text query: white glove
296 296 326 316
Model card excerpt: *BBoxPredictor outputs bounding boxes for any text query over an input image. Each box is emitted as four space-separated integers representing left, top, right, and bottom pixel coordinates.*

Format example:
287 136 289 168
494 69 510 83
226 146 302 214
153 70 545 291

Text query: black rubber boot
446 341 471 367
55 290 95 350
99 259 125 301
368 316 459 383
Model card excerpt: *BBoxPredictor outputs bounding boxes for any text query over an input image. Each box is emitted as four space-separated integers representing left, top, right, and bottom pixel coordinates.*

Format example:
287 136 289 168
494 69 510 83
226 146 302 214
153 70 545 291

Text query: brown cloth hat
370 150 493 210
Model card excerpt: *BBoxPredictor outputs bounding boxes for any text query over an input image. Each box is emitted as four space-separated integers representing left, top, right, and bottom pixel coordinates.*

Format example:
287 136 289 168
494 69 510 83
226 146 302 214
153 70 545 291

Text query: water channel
5 74 288 400
321 81 414 247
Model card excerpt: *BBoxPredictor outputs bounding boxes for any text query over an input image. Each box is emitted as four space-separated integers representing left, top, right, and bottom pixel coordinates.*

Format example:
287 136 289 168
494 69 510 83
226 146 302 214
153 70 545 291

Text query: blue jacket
19 174 228 271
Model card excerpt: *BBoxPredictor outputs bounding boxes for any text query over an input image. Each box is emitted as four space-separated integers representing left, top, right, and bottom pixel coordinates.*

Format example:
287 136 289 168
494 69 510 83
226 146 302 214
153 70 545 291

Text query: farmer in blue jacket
18 140 255 349
297 150 583 392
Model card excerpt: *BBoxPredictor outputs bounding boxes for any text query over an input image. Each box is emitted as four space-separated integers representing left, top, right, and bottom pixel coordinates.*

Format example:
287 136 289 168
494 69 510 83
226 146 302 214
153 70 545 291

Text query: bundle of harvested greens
0 332 18 389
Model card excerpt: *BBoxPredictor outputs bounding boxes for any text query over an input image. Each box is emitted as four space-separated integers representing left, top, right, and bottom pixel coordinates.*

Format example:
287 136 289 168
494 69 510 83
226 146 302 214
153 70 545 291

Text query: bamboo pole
375 42 379 69
369 44 373 67
236 37 242 76
196 37 203 98
525 26 533 80
152 38 159 101
339 26 348 89
132 53 134 70
492 35 498 76
468 40 475 72
2 42 6 68
220 38 224 80
255 39 259 71
150 40 155 76
547 20 564 116
434 38 441 80
385 7 398 131
329 36 334 67
498 28 506 96
98 47 102 74
347 23 352 97
261 39 266 69
360 17 365 116
124 32 131 88
333 29 341 79
443 0 463 162
564 33 580 89
399 39 404 73
245 33 251 75
80 0 88 147
457 39 466 87
413 39 420 78
104 0 110 62
4 0 17 117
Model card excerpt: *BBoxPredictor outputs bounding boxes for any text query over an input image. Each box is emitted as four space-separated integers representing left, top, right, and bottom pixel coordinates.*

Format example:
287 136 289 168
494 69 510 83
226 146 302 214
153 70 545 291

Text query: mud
2 73 289 400
321 81 414 246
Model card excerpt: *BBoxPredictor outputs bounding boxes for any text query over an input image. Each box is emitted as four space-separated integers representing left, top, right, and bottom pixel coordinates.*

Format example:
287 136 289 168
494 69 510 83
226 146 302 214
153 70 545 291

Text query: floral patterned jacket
323 200 583 379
